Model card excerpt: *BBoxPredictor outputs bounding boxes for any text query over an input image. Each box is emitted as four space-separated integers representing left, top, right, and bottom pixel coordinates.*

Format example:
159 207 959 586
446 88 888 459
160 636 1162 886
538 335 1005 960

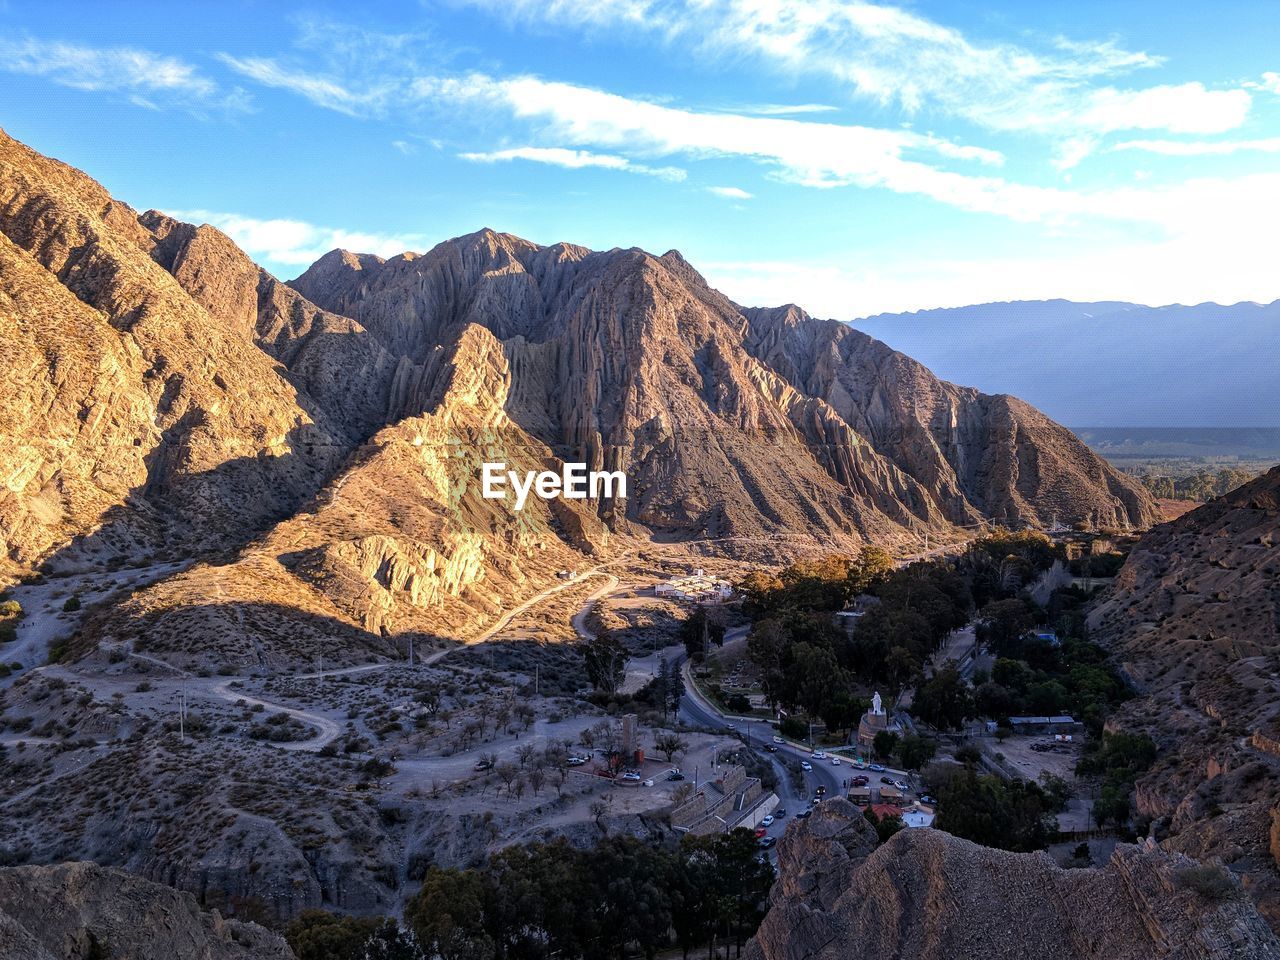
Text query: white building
903 805 935 828
655 568 733 603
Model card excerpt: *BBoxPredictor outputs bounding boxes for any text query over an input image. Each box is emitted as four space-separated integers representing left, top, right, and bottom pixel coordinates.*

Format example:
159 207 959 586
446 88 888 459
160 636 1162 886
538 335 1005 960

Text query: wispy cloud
215 55 388 116
456 0 1251 139
738 103 839 116
167 209 426 270
1114 136 1280 156
707 186 753 199
421 74 1042 217
0 37 246 112
459 146 686 180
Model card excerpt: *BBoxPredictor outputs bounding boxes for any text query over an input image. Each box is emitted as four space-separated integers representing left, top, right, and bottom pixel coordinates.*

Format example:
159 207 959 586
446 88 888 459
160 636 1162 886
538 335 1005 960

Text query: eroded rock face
747 799 1280 960
1090 466 1280 928
293 230 1156 546
0 861 293 960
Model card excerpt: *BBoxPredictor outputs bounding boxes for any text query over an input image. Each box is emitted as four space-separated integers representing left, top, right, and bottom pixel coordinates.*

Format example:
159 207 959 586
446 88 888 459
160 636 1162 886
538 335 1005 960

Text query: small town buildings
1008 715 1081 734
870 803 903 821
655 568 733 603
878 786 904 804
849 786 871 806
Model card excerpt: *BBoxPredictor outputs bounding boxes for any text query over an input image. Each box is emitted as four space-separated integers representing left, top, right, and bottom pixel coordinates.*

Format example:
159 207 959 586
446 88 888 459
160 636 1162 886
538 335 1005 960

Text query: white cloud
216 55 388 116
166 209 425 270
1114 136 1280 156
1245 72 1280 95
707 186 753 199
421 74 1075 221
0 38 244 111
738 103 839 115
459 146 686 180
456 0 1250 139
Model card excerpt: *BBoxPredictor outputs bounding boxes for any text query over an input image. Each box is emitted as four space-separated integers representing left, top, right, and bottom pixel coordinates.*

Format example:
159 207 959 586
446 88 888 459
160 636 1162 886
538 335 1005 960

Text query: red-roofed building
870 804 903 820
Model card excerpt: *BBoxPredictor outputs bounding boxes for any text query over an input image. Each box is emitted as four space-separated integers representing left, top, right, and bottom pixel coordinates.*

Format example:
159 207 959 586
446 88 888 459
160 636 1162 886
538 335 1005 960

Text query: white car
812 751 827 759
893 779 910 791
772 735 784 744
800 761 812 771
621 771 641 782
830 756 842 765
566 756 586 766
760 815 775 827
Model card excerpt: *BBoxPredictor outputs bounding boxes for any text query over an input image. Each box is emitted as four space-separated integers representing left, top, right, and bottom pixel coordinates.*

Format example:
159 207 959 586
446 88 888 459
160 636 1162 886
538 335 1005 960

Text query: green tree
286 910 387 960
582 630 628 692
897 734 937 771
935 769 1054 852
680 608 726 661
911 665 975 731
872 729 900 760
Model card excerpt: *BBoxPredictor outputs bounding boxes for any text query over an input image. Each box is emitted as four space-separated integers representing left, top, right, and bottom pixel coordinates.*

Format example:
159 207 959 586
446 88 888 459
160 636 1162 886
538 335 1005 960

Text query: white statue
872 691 883 715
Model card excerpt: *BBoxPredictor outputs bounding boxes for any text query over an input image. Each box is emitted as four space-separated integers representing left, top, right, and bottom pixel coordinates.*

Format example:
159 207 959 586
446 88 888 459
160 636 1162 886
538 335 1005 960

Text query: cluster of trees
1139 467 1259 502
1076 731 1158 827
287 911 424 960
930 760 1067 852
972 590 1131 736
738 549 893 618
404 832 774 960
961 530 1059 607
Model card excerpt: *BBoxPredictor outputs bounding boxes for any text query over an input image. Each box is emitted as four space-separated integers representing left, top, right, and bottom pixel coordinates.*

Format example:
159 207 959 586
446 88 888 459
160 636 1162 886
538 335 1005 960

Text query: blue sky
3 0 1280 317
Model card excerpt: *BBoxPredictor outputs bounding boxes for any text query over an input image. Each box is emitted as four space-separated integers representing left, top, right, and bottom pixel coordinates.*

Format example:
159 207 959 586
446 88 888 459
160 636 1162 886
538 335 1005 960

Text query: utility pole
179 680 187 743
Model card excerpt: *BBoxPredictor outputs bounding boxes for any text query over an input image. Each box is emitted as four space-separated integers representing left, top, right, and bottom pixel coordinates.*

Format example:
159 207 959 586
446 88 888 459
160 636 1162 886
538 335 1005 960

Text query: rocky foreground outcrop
1090 465 1280 927
747 799 1280 960
0 861 293 960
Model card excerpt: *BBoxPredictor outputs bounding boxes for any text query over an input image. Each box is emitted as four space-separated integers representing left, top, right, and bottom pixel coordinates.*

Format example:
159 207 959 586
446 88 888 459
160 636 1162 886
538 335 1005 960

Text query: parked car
869 763 886 772
851 775 869 786
893 779 909 791
758 836 777 849
880 775 895 785
919 795 937 805
795 809 812 819
761 815 775 827
621 771 641 782
775 808 787 817
474 758 494 771
830 756 841 765
566 756 586 766
667 771 685 781
754 827 768 838
852 758 868 769
800 761 812 771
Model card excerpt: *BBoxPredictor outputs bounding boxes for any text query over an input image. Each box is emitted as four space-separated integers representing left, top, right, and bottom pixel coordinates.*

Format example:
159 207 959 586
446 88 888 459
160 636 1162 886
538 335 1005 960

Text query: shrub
1176 864 1236 902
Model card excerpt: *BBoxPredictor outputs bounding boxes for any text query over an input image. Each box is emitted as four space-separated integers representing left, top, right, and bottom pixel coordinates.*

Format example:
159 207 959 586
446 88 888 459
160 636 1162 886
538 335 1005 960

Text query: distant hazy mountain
853 299 1280 428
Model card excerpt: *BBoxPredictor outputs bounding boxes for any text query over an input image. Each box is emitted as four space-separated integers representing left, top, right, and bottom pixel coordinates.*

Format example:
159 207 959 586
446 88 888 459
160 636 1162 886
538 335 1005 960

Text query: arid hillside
1091 465 1280 927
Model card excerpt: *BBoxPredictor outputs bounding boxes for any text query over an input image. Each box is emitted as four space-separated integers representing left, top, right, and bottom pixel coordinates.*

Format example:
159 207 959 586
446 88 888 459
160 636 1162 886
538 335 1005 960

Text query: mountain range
854 299 1280 428
0 128 1154 667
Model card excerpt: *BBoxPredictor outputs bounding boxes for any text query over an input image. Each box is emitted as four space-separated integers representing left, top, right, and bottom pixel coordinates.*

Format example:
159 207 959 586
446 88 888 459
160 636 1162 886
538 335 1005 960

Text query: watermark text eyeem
481 462 626 511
